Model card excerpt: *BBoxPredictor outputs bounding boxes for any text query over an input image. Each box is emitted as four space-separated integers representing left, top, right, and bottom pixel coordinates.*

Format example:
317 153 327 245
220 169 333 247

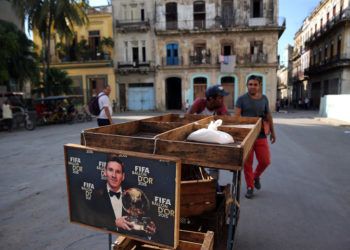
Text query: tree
0 20 39 91
10 0 89 91
32 68 73 96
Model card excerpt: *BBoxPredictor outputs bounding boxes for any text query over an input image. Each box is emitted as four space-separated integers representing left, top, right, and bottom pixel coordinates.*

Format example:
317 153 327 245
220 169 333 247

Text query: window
124 41 128 61
131 41 138 63
330 41 334 58
327 12 330 22
166 2 177 30
250 41 263 54
333 5 336 17
222 45 233 56
166 43 179 65
88 30 100 59
319 47 322 64
324 44 328 61
337 35 341 56
141 8 145 21
142 41 146 62
320 18 323 30
251 0 263 18
193 1 206 29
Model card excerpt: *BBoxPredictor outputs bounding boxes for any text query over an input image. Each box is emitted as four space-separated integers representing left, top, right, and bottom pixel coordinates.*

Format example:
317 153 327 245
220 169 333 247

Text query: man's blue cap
205 84 229 98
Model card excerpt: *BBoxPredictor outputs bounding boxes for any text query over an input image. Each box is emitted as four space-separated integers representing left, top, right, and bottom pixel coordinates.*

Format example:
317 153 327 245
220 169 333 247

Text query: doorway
221 77 235 109
166 77 182 110
193 77 207 100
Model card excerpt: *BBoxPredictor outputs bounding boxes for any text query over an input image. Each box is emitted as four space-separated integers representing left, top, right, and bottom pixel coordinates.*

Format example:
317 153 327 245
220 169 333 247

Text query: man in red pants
235 75 276 198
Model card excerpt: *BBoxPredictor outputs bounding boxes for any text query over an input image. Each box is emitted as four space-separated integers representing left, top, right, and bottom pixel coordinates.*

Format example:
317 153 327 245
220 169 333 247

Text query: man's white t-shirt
97 92 112 119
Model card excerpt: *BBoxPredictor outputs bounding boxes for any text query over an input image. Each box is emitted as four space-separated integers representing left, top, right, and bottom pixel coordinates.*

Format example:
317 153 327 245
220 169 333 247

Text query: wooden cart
80 114 261 249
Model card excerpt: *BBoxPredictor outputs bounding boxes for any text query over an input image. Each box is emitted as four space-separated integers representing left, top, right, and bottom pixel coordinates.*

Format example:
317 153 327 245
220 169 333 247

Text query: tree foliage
10 0 89 90
0 20 39 90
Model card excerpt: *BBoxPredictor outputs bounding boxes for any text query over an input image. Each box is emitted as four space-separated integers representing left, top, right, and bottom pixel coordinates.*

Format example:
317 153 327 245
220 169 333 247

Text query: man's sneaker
254 178 261 190
245 188 254 199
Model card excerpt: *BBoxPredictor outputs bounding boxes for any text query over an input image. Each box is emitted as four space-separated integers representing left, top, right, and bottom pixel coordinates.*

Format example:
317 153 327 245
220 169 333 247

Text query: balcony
189 54 211 65
304 54 350 75
161 56 184 67
155 16 286 34
115 19 150 32
304 10 350 47
116 61 155 74
238 53 268 65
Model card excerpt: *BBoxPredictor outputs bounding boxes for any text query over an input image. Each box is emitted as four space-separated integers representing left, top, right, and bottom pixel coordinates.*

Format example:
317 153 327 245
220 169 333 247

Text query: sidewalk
274 109 350 127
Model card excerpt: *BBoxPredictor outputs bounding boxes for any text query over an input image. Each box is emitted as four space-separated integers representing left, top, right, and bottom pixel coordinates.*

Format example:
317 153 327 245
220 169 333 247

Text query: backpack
88 94 105 116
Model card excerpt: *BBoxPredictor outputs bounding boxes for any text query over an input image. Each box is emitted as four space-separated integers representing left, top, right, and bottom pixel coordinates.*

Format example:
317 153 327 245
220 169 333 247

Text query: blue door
166 43 179 65
128 85 155 111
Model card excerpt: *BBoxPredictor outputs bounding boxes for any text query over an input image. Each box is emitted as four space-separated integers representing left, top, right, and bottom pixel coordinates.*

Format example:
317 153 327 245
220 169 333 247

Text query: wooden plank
113 230 213 250
81 132 155 153
140 121 186 133
179 230 205 243
181 179 216 217
241 118 262 164
84 120 141 135
156 140 243 170
201 231 214 250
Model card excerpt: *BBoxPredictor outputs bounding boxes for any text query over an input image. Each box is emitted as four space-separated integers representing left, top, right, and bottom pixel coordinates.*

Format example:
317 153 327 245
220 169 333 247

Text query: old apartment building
113 0 285 111
112 0 156 111
33 6 117 103
292 0 350 108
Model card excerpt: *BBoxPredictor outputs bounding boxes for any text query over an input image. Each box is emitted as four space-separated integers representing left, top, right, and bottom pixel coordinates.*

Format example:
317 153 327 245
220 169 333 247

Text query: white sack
187 119 234 144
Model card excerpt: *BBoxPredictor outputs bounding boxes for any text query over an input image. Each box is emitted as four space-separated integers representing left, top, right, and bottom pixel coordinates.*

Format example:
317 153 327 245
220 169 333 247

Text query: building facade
33 6 116 104
112 0 156 111
111 0 284 111
293 0 350 109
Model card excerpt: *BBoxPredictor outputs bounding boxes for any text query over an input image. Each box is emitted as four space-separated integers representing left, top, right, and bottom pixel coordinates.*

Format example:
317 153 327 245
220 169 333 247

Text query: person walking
97 85 113 126
235 75 276 199
2 100 13 132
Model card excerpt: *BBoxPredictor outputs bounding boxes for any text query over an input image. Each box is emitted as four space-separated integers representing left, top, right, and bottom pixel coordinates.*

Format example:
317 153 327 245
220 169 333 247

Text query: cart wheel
25 120 36 130
85 114 92 122
76 114 85 123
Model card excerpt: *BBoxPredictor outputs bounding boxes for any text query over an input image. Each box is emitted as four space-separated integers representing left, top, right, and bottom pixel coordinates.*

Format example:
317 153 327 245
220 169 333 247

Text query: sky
89 0 322 60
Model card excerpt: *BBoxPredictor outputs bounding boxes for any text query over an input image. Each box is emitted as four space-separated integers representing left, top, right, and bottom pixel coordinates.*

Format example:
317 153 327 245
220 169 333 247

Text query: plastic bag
187 119 234 144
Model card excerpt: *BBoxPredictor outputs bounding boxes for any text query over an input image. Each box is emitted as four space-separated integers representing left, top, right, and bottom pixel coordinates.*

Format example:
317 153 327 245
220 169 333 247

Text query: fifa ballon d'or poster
64 144 180 248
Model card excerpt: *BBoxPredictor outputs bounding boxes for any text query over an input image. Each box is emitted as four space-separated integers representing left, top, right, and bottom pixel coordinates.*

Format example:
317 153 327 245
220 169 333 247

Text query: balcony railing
53 51 112 64
305 54 350 74
239 53 268 64
116 19 150 31
161 56 184 66
304 9 350 47
117 61 155 73
189 54 211 65
155 16 284 32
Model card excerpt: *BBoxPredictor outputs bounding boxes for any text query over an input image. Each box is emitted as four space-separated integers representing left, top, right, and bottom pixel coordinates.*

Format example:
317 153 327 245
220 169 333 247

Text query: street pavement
0 110 349 250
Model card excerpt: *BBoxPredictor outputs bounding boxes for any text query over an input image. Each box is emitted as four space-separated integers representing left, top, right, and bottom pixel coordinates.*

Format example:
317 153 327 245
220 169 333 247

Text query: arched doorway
193 77 207 100
221 76 235 109
166 77 182 110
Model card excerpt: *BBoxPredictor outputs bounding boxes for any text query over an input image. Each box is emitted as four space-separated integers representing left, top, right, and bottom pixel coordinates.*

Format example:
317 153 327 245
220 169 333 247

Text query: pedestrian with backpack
96 85 113 126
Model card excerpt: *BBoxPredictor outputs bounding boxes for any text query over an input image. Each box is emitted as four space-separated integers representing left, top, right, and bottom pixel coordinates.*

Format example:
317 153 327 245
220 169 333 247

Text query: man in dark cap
187 84 230 115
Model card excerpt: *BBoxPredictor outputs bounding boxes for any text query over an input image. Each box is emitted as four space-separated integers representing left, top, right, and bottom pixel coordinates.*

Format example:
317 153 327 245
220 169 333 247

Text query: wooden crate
113 230 214 250
180 186 231 249
81 114 261 171
156 117 261 170
181 178 216 217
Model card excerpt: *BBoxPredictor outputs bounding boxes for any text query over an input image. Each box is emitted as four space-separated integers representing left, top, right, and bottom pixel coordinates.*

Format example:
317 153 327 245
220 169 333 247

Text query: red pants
244 138 271 189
